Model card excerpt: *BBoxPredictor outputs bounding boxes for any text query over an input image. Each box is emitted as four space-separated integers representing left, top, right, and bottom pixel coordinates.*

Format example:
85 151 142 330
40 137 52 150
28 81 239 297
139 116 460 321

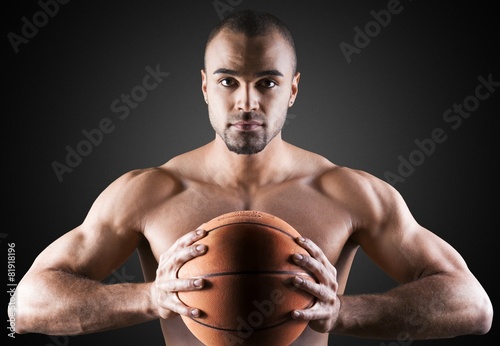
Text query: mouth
231 120 263 131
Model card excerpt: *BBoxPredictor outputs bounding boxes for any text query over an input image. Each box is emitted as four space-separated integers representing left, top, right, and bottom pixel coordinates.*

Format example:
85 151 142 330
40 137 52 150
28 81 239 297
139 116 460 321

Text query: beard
209 108 286 155
224 129 268 154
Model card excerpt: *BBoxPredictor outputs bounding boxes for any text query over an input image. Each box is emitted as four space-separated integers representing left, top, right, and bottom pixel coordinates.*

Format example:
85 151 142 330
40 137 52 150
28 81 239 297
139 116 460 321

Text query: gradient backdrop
4 0 498 345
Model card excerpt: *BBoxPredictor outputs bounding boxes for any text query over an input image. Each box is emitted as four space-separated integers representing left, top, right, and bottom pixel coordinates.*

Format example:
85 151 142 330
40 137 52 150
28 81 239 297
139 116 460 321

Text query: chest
143 180 354 265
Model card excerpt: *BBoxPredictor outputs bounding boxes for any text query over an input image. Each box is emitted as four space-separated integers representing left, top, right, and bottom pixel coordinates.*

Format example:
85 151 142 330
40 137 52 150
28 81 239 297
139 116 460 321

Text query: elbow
460 284 494 336
8 276 53 335
7 290 20 335
471 292 493 335
8 281 34 335
12 314 29 335
11 272 86 336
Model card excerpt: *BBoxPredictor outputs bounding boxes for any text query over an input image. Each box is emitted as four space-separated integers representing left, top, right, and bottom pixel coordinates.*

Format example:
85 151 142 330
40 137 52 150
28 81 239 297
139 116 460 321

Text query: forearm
13 270 159 335
333 274 492 339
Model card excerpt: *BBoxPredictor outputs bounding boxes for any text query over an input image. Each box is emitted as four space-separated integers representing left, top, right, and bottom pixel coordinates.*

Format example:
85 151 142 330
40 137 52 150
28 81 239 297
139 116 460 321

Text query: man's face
202 29 300 154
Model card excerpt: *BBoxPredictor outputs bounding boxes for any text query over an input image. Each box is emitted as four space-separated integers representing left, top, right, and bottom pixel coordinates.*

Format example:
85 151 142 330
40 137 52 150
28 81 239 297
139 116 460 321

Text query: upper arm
25 169 152 281
344 170 470 284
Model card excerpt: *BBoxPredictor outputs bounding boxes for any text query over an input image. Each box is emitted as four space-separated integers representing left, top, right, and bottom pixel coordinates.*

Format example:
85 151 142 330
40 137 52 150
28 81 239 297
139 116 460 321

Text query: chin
227 145 265 155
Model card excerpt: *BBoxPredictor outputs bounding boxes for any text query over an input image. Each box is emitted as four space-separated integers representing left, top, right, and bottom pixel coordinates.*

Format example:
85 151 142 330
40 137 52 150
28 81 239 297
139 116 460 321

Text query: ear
289 72 300 107
201 69 208 104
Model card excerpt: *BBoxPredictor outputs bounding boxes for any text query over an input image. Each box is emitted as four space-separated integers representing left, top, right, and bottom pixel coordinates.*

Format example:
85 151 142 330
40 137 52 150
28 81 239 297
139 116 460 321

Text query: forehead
205 29 294 76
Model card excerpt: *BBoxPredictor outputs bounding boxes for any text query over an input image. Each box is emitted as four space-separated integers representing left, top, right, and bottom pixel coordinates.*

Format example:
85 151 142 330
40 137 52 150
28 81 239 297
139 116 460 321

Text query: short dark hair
205 9 297 73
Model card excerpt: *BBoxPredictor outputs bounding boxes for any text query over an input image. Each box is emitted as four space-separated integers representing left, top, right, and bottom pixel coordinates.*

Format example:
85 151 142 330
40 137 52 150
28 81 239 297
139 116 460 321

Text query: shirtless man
11 9 492 346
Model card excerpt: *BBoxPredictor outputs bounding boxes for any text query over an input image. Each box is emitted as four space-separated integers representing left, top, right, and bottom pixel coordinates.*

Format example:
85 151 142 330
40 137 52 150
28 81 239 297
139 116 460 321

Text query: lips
231 121 263 131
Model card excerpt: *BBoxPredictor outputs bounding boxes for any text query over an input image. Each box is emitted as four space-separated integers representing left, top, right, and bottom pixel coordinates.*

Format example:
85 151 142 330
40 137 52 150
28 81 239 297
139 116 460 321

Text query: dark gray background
4 0 498 345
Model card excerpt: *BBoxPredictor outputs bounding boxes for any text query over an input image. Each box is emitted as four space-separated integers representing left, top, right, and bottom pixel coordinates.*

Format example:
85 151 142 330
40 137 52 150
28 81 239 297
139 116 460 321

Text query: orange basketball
177 210 316 346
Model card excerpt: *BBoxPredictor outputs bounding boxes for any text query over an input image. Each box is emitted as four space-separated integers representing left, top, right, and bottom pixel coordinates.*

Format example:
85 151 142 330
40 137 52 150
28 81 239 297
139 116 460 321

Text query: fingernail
293 276 304 286
293 253 303 261
291 311 300 319
191 308 200 317
196 229 204 236
194 279 203 287
196 244 206 252
297 237 305 243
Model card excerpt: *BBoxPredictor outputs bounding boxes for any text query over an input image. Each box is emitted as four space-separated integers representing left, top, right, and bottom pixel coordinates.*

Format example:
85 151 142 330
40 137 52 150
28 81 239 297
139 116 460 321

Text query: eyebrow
213 68 284 78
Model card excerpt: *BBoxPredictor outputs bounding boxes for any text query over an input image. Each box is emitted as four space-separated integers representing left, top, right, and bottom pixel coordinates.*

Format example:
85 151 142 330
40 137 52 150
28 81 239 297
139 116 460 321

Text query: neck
204 133 292 190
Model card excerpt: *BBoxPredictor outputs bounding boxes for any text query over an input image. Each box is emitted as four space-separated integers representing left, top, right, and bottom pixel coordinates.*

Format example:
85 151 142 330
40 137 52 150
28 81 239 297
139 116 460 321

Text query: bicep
28 222 142 281
26 172 146 280
351 178 468 284
361 222 468 284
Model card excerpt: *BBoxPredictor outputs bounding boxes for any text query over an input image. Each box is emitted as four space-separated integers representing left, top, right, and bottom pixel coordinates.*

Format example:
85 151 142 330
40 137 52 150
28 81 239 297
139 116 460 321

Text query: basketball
177 210 316 346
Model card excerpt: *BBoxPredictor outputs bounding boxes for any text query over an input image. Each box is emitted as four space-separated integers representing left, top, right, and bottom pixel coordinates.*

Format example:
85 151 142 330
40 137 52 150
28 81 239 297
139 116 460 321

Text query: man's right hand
151 228 208 319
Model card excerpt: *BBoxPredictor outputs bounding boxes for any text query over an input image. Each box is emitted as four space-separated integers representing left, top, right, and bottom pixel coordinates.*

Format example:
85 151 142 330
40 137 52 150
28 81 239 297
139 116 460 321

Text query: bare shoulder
98 144 213 207
287 144 392 197
98 167 180 203
316 164 394 196
86 166 183 231
316 165 410 233
290 143 405 218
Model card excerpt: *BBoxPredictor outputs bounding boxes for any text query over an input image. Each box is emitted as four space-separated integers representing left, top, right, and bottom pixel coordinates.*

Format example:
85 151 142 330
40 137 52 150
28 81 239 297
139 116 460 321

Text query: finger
291 306 331 321
188 226 208 248
159 278 205 292
292 276 336 302
196 222 207 231
292 253 333 284
159 229 208 265
296 237 328 265
158 294 202 318
156 244 207 280
295 237 337 277
173 243 208 268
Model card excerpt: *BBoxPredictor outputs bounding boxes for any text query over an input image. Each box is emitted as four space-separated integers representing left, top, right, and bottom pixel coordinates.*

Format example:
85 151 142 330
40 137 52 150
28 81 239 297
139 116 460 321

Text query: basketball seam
186 298 315 332
181 221 317 280
190 270 314 279
205 221 296 239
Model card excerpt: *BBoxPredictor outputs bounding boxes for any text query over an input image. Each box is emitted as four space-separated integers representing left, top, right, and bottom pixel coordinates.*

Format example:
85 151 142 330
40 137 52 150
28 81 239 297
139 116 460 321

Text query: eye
258 79 277 88
220 78 236 87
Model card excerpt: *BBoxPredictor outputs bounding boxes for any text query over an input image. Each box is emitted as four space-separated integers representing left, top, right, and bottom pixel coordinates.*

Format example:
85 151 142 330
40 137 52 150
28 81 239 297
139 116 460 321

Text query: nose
235 85 259 112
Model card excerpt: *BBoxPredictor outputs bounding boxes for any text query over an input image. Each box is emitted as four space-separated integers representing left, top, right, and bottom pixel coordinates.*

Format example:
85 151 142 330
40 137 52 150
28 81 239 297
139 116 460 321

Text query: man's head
204 10 297 74
202 10 300 155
